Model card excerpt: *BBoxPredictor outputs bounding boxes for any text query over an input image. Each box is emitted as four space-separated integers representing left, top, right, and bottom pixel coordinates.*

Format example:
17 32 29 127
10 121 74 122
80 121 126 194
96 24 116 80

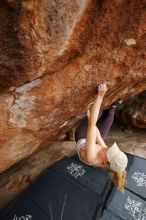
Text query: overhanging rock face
0 0 146 183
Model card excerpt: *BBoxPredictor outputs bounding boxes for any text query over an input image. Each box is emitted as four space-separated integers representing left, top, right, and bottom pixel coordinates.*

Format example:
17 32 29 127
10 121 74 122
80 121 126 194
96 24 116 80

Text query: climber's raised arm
88 83 107 126
85 83 107 163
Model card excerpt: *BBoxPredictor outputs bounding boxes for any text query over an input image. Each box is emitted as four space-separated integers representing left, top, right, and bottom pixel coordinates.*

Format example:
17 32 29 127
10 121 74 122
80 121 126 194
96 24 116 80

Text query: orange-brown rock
117 90 146 128
0 0 146 210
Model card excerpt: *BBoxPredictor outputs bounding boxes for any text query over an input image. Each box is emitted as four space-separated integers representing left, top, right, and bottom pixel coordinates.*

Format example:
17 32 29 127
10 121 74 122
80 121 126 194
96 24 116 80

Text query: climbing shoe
112 99 123 108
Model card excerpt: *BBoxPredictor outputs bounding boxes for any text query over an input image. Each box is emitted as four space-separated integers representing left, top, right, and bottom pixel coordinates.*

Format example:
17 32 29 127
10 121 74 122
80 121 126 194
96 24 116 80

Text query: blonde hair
110 170 127 192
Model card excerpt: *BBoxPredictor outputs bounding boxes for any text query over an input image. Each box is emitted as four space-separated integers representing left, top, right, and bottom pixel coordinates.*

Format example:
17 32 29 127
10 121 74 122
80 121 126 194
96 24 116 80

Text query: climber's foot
112 99 123 109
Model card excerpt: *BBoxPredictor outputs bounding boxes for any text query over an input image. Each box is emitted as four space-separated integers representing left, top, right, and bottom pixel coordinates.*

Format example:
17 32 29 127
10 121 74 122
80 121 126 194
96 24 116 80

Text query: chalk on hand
104 81 108 85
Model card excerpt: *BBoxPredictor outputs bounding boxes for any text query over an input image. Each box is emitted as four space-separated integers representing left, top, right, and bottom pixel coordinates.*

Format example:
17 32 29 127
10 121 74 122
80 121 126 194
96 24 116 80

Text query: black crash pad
126 154 146 200
25 169 101 220
0 196 49 220
51 155 112 200
105 188 146 220
101 209 122 220
0 169 101 220
0 154 114 220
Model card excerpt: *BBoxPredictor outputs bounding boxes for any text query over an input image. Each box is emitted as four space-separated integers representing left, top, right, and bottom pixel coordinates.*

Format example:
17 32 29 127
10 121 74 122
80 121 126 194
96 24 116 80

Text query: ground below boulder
117 90 146 128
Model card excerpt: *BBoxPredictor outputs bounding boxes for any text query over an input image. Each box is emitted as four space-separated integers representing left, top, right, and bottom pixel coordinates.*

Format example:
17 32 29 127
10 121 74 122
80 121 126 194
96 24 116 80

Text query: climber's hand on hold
97 82 108 98
87 82 107 123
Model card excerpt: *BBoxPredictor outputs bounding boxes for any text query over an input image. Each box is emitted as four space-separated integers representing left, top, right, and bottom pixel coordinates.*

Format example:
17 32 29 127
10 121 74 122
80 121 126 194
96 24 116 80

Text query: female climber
75 82 128 192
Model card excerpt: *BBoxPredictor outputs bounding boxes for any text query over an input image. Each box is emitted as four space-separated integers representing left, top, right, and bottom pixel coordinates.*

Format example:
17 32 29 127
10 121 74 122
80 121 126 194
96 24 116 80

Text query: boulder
0 0 146 210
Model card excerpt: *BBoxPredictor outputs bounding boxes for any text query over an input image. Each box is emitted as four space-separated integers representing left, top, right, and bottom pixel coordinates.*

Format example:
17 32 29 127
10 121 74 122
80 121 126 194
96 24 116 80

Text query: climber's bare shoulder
79 145 98 164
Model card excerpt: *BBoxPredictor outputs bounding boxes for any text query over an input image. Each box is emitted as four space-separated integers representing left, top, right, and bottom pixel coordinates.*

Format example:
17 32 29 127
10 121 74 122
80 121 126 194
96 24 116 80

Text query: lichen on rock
9 95 36 128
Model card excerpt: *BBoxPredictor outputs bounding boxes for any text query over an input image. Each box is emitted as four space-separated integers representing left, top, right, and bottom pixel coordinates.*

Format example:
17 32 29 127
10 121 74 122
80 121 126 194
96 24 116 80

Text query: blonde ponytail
110 170 127 192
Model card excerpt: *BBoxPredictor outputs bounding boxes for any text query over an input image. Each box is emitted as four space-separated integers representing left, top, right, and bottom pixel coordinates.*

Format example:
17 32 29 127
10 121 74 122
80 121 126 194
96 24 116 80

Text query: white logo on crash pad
13 214 32 220
67 163 85 178
125 196 146 220
132 172 146 187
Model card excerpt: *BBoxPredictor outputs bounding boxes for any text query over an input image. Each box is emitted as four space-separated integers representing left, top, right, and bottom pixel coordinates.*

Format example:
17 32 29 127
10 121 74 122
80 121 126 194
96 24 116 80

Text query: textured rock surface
117 90 146 128
0 0 93 91
0 0 146 210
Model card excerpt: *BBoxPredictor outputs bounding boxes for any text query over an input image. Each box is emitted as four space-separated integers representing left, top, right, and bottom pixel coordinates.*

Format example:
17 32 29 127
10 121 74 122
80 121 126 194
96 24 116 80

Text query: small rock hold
59 121 69 128
124 38 137 46
84 65 92 71
9 87 16 92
